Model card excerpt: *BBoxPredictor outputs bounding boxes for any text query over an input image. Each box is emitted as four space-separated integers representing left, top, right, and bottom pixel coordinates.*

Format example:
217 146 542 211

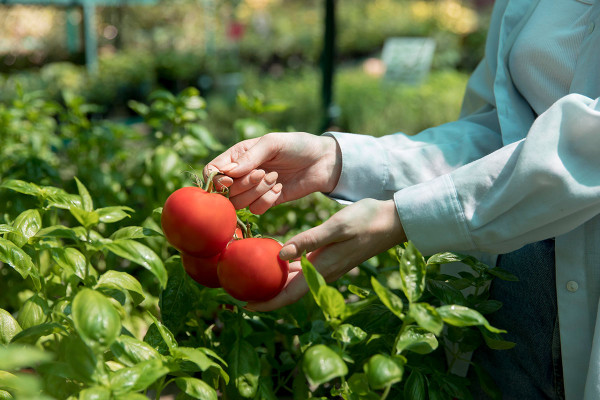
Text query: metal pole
321 0 337 132
82 2 98 74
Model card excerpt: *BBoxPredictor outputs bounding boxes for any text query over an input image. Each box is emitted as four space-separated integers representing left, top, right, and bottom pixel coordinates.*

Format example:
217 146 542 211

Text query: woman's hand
246 198 407 311
203 132 342 214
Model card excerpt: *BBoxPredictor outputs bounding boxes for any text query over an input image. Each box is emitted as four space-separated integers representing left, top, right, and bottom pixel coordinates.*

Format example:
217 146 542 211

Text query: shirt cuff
394 174 475 255
322 132 388 201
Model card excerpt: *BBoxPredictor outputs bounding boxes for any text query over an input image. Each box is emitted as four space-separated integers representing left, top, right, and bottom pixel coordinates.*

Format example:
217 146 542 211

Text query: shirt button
566 281 579 292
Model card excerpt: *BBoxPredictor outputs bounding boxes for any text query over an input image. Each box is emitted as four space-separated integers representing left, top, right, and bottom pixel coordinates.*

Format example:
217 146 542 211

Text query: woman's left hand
246 198 407 312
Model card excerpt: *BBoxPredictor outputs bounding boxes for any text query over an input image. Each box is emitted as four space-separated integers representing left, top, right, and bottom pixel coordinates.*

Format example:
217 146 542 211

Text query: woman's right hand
203 132 342 214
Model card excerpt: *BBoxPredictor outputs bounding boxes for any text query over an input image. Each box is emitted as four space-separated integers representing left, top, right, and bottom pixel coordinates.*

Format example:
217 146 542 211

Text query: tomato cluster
161 186 289 302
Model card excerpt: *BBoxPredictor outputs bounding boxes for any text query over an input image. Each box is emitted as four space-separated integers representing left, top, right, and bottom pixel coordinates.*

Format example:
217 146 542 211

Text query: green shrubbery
0 84 515 399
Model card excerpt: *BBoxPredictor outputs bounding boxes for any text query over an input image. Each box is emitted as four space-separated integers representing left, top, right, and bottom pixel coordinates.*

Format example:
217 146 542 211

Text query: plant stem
381 385 391 400
204 170 220 192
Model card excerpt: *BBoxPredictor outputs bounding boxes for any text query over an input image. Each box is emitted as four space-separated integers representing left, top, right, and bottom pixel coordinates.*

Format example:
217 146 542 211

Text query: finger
245 270 309 312
213 175 233 191
219 135 279 178
248 183 282 215
228 169 266 197
230 171 278 209
279 218 346 261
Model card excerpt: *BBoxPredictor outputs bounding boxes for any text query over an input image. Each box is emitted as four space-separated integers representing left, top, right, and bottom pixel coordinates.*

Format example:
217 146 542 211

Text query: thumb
279 220 343 261
221 135 278 178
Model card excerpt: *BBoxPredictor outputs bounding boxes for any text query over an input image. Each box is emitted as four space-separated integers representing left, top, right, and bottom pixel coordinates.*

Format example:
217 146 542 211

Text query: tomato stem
236 215 252 238
204 170 220 192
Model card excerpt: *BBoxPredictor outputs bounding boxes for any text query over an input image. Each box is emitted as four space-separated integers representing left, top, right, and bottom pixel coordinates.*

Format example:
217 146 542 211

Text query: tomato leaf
228 339 260 398
371 276 404 320
159 258 195 335
96 270 145 306
301 256 326 306
174 377 218 400
0 309 22 345
395 326 438 355
109 226 163 241
399 242 427 303
104 239 167 289
302 344 348 387
7 209 42 247
74 177 94 212
437 305 505 333
404 370 427 400
96 206 134 223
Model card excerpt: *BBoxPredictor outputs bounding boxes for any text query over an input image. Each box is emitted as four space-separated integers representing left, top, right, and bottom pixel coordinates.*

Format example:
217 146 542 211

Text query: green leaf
17 295 46 330
145 313 177 352
404 370 426 400
10 322 67 344
36 225 80 241
488 267 519 282
479 328 516 350
363 354 405 390
399 242 426 303
51 248 87 280
348 284 370 299
395 326 438 355
109 226 162 241
0 238 39 289
228 339 260 398
437 305 505 333
96 271 145 306
0 345 53 370
69 207 99 228
371 277 404 320
159 258 194 335
74 177 94 212
42 186 81 210
78 386 111 400
110 335 161 367
332 324 368 346
96 207 134 223
109 358 169 395
0 224 17 234
174 377 218 400
408 303 443 335
302 344 348 387
7 209 42 247
427 280 466 306
347 373 373 397
474 300 503 315
62 335 103 385
318 286 346 320
0 309 22 345
171 347 221 372
72 289 121 349
301 256 326 306
104 240 167 289
1 180 41 196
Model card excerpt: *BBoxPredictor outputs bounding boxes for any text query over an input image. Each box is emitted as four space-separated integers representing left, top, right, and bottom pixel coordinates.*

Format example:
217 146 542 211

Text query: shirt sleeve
325 37 505 202
395 94 600 255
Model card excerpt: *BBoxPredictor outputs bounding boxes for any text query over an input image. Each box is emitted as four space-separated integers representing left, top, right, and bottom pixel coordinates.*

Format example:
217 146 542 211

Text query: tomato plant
218 237 289 302
161 186 237 257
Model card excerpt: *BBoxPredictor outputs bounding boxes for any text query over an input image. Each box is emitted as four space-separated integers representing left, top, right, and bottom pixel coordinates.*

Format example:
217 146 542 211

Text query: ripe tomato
181 252 221 288
161 187 237 257
217 238 289 302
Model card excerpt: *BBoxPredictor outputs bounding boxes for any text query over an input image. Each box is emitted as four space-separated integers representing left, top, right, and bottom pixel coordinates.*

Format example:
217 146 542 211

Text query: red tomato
217 238 289 302
181 252 221 288
161 187 237 257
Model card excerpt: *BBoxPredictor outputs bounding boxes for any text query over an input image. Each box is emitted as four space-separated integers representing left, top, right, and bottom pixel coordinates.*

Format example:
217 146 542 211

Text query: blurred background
0 0 494 140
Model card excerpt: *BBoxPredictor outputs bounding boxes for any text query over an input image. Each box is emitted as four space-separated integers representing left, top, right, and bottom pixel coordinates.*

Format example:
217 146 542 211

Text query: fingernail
279 244 297 260
272 183 283 193
222 162 238 172
265 171 278 185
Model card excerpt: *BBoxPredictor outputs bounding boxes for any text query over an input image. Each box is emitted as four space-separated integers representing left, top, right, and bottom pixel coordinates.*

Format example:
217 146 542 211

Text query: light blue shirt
327 0 600 398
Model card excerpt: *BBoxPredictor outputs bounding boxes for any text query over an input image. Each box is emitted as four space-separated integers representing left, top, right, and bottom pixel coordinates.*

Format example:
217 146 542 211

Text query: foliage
0 86 513 398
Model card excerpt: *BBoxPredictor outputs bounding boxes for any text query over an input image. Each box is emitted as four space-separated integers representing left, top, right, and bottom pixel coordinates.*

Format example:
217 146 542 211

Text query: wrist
320 135 343 194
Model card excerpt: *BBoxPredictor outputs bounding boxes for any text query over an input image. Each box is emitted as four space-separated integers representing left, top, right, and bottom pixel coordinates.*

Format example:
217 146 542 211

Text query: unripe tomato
181 251 221 288
161 186 237 257
218 238 289 302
